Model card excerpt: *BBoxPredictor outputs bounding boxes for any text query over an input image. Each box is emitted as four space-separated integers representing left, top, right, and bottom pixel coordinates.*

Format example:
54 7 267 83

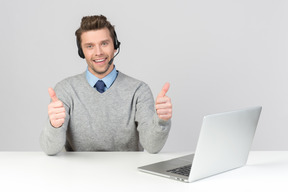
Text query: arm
40 86 70 156
136 83 172 154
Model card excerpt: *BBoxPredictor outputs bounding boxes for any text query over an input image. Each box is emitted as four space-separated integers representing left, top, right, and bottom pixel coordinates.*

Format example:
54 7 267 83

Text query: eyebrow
83 39 110 45
100 39 110 43
83 42 94 46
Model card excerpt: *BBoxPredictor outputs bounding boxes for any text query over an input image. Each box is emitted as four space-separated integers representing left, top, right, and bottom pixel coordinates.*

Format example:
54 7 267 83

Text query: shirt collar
86 65 118 89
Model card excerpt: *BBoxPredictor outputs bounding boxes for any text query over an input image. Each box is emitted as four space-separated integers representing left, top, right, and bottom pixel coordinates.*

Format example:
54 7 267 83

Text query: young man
40 15 172 155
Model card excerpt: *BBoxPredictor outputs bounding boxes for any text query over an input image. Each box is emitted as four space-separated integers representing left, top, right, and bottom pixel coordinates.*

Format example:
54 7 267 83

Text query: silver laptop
138 106 262 182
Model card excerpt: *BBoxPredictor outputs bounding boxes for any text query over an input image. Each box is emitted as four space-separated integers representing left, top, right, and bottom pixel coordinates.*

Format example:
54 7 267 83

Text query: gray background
0 0 287 152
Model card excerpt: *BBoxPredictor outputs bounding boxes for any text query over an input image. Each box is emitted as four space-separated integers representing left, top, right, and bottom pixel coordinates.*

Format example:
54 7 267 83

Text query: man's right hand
48 88 66 128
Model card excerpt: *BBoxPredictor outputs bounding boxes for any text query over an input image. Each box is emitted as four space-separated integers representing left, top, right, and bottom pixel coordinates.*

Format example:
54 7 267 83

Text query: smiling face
81 28 116 79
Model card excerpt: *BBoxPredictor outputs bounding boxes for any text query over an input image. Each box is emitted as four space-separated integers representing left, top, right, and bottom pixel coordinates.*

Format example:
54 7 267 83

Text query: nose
94 44 103 56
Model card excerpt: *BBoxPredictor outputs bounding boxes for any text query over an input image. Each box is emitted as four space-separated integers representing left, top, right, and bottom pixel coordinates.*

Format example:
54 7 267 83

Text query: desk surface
0 151 287 192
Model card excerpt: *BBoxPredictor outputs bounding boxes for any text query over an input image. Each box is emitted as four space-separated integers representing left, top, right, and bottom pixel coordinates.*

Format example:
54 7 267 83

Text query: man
40 15 172 155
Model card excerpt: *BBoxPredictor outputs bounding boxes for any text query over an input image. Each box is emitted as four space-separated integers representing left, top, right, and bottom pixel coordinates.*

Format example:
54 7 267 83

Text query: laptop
138 106 262 182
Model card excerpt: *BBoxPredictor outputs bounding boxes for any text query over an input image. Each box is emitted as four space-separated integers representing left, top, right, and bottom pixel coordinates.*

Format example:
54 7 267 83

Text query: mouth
93 58 107 64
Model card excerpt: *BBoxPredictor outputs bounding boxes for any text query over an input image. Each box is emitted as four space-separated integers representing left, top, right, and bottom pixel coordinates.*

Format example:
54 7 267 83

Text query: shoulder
57 72 85 86
117 71 149 88
116 71 153 96
55 72 86 89
53 72 88 100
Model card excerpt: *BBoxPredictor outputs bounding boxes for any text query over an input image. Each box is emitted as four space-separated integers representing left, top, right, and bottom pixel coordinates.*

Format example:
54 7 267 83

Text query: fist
48 88 66 128
155 83 172 121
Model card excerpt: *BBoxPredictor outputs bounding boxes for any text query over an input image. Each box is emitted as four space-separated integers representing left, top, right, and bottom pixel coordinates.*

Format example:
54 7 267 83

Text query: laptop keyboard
167 165 192 177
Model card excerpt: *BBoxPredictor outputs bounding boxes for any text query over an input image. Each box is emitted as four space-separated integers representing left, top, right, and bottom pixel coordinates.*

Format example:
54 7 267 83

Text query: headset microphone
108 45 120 65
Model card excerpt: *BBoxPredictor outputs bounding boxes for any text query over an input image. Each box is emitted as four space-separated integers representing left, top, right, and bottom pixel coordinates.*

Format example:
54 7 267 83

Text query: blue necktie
94 80 105 93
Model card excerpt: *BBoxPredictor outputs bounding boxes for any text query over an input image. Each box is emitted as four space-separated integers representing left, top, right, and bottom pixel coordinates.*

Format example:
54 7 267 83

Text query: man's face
81 28 116 79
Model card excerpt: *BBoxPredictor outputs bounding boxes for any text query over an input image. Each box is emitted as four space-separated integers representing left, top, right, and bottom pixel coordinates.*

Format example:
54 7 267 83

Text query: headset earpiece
113 31 121 50
77 39 85 59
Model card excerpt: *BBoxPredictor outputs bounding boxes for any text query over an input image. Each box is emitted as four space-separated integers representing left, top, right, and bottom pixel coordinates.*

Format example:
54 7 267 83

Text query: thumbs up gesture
155 83 172 121
48 88 66 128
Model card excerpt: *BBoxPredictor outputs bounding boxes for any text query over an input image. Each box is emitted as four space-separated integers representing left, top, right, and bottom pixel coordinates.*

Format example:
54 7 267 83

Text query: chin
93 66 111 75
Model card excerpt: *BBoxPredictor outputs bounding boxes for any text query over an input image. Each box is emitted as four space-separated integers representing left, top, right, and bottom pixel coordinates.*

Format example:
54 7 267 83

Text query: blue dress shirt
86 66 118 91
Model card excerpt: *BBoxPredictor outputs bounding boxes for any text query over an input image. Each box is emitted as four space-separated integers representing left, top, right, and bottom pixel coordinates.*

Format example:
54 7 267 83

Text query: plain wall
0 0 287 152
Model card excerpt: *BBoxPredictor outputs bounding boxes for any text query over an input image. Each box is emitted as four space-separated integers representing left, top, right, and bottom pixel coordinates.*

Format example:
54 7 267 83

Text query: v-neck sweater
40 71 171 155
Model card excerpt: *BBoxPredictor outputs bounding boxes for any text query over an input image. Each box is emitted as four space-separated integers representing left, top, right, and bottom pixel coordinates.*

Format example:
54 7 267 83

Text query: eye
86 44 93 49
102 41 108 46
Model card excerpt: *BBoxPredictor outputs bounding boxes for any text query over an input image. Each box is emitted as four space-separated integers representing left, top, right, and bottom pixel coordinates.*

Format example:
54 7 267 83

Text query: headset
77 30 121 60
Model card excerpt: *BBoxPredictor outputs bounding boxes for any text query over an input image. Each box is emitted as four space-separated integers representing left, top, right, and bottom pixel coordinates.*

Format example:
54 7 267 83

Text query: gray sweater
40 71 171 155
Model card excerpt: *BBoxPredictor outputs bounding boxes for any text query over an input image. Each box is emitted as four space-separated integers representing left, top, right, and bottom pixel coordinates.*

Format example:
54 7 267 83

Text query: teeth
94 59 105 63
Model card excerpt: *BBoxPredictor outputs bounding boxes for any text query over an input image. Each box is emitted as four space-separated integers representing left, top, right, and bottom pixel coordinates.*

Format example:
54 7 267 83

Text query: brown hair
75 15 116 47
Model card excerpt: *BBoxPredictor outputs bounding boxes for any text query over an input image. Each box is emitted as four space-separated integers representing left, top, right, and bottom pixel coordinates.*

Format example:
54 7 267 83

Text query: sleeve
39 82 71 156
135 83 171 154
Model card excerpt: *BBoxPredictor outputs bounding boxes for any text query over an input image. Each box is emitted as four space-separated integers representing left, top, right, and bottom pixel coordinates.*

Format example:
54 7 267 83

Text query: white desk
0 151 287 192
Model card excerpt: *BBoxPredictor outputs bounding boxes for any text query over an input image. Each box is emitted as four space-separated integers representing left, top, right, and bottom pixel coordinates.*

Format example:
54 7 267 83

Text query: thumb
48 87 59 102
158 82 170 97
